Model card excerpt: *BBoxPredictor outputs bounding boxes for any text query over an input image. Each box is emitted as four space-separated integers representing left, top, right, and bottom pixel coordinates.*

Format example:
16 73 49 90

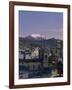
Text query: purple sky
19 11 63 40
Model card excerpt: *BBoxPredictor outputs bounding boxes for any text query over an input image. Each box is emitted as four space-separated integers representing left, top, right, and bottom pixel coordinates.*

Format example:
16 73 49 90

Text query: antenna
56 13 58 56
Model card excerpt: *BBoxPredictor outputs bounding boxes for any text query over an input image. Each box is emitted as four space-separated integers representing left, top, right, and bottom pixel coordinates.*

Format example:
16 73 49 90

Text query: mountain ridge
19 36 63 49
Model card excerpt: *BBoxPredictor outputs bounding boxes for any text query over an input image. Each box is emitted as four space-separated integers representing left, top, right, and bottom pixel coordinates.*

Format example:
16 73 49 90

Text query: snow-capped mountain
25 34 45 40
31 34 44 39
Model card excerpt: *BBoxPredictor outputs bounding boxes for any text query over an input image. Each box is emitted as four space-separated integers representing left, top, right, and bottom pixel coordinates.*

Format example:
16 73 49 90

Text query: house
19 48 31 60
31 47 39 59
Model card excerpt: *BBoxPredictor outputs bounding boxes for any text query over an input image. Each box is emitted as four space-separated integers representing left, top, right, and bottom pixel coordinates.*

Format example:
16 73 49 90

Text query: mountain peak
30 34 45 40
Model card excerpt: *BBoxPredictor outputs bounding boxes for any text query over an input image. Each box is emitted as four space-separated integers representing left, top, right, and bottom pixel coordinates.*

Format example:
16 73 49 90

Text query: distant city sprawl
19 35 63 79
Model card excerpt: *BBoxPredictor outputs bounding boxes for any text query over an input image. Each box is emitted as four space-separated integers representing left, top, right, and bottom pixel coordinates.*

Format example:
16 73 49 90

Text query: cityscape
19 11 63 79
